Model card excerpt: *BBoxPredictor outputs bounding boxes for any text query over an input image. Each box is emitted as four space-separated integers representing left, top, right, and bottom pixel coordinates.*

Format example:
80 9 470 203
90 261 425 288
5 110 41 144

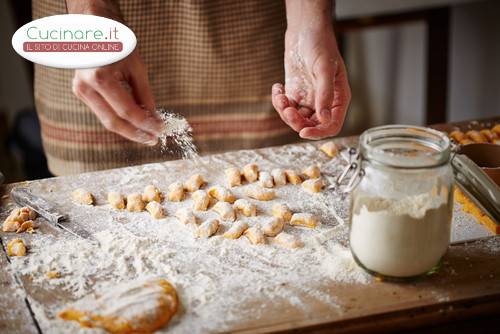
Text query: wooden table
1 135 499 334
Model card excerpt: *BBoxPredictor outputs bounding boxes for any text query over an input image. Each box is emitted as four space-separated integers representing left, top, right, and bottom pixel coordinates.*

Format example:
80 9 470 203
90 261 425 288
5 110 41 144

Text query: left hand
272 22 351 139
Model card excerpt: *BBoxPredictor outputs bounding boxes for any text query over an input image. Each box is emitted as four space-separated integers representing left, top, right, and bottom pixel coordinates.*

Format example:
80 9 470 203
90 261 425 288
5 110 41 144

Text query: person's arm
67 0 163 145
272 0 351 139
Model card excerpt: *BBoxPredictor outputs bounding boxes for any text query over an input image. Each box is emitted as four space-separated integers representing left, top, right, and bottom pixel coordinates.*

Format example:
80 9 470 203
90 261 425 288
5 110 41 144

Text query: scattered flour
157 109 198 160
7 142 370 333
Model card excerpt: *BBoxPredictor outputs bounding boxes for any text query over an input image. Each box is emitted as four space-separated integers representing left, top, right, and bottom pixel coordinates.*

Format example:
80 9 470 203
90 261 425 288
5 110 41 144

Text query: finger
299 122 341 140
330 63 351 129
272 83 284 97
314 62 335 124
282 107 316 132
78 86 158 145
129 61 156 113
271 89 290 113
88 73 164 136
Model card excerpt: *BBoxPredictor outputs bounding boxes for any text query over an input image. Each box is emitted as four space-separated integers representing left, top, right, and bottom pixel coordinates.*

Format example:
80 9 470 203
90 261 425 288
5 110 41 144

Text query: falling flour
157 109 198 160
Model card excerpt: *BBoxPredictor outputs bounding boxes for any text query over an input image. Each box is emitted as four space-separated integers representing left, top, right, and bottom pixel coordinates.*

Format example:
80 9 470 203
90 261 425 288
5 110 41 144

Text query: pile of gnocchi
70 142 340 249
2 206 40 257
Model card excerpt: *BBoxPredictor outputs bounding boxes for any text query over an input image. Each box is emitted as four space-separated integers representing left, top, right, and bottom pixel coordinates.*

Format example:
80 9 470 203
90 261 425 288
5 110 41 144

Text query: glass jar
348 125 454 280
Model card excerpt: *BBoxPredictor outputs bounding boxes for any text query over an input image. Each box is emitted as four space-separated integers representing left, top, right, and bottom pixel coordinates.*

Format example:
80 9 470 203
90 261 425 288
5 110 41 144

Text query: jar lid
360 125 450 169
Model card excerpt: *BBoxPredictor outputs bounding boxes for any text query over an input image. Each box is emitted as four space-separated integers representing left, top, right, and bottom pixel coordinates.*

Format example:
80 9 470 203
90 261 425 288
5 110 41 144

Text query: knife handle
10 187 67 225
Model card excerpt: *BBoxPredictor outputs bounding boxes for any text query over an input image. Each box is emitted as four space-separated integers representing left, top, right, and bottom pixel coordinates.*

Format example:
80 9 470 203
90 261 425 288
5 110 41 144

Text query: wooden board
1 137 499 334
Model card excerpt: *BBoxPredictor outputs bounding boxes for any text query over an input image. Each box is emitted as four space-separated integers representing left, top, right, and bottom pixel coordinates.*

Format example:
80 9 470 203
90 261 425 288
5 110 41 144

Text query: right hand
72 50 164 145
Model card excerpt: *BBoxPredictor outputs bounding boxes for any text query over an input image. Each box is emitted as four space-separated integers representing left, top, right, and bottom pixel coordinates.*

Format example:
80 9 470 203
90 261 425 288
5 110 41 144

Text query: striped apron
33 0 298 175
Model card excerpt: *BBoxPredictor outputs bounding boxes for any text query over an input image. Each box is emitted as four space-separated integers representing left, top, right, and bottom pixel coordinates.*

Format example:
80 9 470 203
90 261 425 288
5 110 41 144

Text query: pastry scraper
10 187 98 244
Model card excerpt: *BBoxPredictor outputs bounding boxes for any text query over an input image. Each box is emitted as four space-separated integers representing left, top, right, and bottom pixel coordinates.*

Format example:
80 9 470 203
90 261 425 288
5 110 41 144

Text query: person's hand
72 50 164 145
272 21 351 139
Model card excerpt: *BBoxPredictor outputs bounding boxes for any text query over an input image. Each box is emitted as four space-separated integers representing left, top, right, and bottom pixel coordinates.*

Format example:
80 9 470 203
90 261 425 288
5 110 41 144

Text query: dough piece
244 225 265 245
142 185 162 203
16 220 34 233
271 168 287 186
284 170 302 185
3 207 37 232
225 167 242 187
466 130 487 143
449 130 465 143
72 188 94 205
233 199 257 217
290 213 319 228
302 178 324 193
320 141 338 158
207 185 236 203
302 165 321 179
7 239 26 257
242 163 259 183
460 138 474 145
175 208 196 225
59 278 178 334
492 124 500 136
195 218 219 238
223 221 248 239
272 203 292 222
107 191 126 209
184 174 205 192
261 217 284 237
167 182 185 202
146 202 165 219
480 129 497 142
212 202 236 222
46 271 61 279
275 232 304 248
245 186 275 201
126 193 145 212
192 190 210 211
259 171 274 188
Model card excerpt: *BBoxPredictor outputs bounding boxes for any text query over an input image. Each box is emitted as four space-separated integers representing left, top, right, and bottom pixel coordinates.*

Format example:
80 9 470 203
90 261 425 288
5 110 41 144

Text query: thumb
314 62 335 124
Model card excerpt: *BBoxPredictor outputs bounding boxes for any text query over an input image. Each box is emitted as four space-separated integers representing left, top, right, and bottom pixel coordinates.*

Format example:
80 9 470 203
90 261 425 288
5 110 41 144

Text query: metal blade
10 187 98 244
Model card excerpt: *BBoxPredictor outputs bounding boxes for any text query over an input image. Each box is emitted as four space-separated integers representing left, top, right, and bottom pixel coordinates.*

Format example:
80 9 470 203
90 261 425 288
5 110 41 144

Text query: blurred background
0 0 499 183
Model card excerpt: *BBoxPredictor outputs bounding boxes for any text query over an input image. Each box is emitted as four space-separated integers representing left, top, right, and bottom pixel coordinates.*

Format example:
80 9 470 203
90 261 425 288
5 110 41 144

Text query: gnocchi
225 167 242 187
261 217 284 237
245 186 275 201
290 213 319 228
127 193 145 212
212 201 236 222
184 174 205 192
7 239 26 257
223 221 248 239
2 207 37 232
284 170 302 185
302 178 324 193
207 185 236 203
16 220 34 234
242 163 259 183
72 188 94 205
192 190 210 211
466 130 487 143
107 191 126 209
259 171 274 188
271 168 287 186
195 218 220 238
272 203 292 222
244 225 265 245
449 130 465 143
302 165 320 179
167 182 185 202
274 232 303 248
233 199 257 217
142 185 162 203
175 208 196 225
320 141 338 158
145 201 165 219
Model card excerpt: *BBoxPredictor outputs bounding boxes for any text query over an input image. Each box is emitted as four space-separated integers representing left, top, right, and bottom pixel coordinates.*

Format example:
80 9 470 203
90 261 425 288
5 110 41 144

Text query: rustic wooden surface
1 137 499 334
